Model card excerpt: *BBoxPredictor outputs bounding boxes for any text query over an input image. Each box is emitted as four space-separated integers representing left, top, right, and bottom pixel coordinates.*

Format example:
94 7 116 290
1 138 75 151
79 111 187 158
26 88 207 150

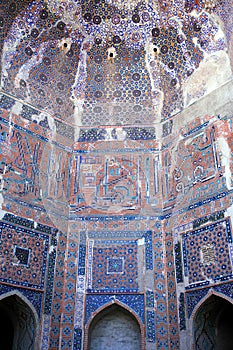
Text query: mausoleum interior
0 0 233 349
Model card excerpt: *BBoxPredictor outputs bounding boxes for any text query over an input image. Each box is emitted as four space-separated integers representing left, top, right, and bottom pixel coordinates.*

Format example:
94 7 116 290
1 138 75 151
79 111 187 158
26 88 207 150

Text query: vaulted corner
0 1 233 350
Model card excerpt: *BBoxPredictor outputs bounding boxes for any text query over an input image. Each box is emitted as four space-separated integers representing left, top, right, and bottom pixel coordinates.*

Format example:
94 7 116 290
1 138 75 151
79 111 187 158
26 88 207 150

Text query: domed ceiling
0 0 232 128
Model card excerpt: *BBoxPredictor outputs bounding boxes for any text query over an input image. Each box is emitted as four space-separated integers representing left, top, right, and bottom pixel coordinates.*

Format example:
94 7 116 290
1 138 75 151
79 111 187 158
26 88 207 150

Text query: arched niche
193 293 233 350
0 291 39 350
85 301 145 350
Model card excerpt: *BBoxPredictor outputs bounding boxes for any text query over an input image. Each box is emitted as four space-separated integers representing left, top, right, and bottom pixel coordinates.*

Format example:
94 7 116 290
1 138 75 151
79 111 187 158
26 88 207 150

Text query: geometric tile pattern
74 231 87 332
91 241 138 292
145 231 153 270
0 108 231 350
73 328 82 350
49 231 68 349
0 2 232 350
179 293 186 331
163 126 220 207
146 310 156 342
166 236 179 349
174 241 183 283
41 315 51 350
70 152 159 216
0 222 49 290
2 0 229 125
146 291 155 308
107 257 124 274
44 246 57 315
153 223 170 350
145 289 156 344
59 232 79 350
183 218 233 286
85 293 145 324
78 244 86 275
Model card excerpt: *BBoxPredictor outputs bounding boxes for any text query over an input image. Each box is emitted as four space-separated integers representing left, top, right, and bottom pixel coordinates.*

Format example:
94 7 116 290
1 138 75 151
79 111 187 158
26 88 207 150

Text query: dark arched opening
0 302 14 350
194 295 233 350
88 303 142 350
0 294 37 350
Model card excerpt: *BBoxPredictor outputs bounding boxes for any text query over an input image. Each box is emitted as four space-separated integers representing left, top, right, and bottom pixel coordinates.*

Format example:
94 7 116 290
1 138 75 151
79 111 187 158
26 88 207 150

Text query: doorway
0 294 37 350
194 294 233 350
88 304 141 350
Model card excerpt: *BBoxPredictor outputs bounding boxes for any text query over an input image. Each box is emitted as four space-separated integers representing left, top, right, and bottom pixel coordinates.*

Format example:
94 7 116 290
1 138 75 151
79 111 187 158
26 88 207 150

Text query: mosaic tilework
44 244 57 315
49 230 68 349
91 240 138 292
85 293 145 324
0 103 72 226
0 118 45 204
145 290 156 344
69 150 160 215
161 116 233 235
0 213 58 322
146 311 156 343
193 210 225 229
84 229 151 239
174 241 183 283
77 127 156 142
162 191 231 234
145 231 153 270
179 293 186 331
0 94 15 111
162 125 222 208
83 44 154 125
78 244 86 276
0 3 232 350
166 236 179 349
107 257 124 273
0 0 231 124
2 213 35 230
146 290 154 308
0 91 74 141
41 314 51 350
74 231 87 332
183 218 233 286
73 328 82 350
162 120 173 137
153 223 169 350
59 230 79 350
87 239 94 290
1 213 58 238
0 222 49 289
186 287 209 318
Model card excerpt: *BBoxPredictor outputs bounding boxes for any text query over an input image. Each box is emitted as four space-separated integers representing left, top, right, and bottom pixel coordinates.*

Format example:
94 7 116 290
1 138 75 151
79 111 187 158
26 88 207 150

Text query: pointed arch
0 289 39 323
84 299 145 350
191 290 233 350
190 289 233 320
0 290 40 350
